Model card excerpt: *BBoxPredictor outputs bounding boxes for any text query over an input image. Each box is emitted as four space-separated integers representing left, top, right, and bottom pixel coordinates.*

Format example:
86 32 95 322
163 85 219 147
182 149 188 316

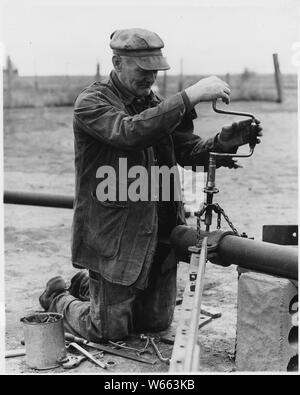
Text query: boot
39 276 67 311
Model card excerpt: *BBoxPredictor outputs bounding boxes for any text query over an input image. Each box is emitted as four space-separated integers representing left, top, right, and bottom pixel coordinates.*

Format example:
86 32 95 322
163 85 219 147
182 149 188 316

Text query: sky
0 0 299 76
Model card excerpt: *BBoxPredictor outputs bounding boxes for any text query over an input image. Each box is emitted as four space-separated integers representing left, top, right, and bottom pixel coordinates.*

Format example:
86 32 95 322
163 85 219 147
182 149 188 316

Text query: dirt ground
3 89 298 374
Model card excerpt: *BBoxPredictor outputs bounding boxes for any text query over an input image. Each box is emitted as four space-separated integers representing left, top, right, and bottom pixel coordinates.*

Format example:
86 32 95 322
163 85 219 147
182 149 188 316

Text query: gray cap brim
134 55 170 71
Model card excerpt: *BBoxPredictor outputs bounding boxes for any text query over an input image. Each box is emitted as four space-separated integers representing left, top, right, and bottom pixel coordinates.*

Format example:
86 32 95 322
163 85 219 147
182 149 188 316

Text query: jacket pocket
85 193 129 258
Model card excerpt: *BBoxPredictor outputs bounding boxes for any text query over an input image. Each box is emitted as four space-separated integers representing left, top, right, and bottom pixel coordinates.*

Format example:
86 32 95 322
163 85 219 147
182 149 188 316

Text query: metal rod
4 190 74 209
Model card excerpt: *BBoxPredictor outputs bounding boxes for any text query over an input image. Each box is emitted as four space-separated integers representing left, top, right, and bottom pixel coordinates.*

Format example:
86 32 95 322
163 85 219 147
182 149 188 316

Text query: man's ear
112 55 122 72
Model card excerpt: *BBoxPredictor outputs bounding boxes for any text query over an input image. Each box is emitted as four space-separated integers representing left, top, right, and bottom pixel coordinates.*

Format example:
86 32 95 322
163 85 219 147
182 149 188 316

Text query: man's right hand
185 76 231 106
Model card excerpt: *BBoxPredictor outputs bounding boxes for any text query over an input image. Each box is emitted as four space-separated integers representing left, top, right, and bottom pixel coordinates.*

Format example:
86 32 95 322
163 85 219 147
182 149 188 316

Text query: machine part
108 340 152 355
169 238 208 372
197 153 240 234
5 348 26 358
181 227 233 266
64 333 156 365
67 342 107 369
4 190 74 209
170 225 298 281
106 360 117 368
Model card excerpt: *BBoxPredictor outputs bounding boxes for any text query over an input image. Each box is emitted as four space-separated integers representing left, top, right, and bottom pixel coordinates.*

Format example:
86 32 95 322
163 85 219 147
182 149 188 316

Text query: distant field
3 72 297 108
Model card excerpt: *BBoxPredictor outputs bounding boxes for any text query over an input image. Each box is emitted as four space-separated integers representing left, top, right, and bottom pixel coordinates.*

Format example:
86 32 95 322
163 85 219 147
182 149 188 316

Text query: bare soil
4 90 297 374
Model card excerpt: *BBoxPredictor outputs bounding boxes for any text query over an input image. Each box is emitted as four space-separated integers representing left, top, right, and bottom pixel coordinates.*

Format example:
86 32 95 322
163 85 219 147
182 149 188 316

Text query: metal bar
169 238 208 372
184 238 207 371
4 190 74 209
5 348 26 358
170 225 298 281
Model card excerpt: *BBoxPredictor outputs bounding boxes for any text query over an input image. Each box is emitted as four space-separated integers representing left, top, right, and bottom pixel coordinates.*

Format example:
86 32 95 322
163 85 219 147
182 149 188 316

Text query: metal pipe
219 235 298 281
170 226 298 281
4 190 74 209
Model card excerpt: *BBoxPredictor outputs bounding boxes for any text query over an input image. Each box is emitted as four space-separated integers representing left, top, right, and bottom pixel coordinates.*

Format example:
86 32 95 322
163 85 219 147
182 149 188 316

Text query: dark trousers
49 248 177 342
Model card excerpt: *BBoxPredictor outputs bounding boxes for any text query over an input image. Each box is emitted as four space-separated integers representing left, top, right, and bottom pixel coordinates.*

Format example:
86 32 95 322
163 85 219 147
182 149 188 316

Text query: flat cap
110 28 170 71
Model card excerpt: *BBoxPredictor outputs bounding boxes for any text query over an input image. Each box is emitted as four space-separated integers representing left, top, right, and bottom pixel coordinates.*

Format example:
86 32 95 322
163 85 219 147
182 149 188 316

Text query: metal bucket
20 312 66 370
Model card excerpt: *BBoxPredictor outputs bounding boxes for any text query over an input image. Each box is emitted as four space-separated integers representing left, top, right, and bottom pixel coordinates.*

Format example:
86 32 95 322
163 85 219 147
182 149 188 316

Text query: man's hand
217 118 263 151
185 76 231 106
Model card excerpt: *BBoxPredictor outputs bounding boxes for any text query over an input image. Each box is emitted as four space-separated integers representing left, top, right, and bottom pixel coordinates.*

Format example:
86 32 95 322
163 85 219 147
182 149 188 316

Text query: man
39 28 262 342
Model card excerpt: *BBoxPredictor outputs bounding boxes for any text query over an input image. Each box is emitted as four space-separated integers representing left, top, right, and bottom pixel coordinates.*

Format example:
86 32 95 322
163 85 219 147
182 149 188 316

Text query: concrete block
236 271 298 372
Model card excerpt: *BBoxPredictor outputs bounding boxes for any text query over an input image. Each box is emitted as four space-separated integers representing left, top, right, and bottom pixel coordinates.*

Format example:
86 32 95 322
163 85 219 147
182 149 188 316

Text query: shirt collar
109 70 160 106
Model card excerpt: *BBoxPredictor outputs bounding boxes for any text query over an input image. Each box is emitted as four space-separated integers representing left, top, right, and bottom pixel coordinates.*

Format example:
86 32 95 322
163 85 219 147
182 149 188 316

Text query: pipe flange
207 230 236 266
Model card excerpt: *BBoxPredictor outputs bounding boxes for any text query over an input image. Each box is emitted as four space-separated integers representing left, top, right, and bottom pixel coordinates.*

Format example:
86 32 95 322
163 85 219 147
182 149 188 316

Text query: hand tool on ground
108 340 152 355
65 333 156 365
60 350 104 369
67 342 108 369
137 334 153 356
140 334 170 364
149 337 170 364
61 354 87 369
5 348 26 358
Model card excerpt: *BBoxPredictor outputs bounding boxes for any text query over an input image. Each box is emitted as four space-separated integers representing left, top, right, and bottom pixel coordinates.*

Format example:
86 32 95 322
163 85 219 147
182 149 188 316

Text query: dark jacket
71 71 228 286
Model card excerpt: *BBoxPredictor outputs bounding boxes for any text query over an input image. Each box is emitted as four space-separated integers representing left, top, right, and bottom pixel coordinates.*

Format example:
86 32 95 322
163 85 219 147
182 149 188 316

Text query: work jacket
71 71 232 287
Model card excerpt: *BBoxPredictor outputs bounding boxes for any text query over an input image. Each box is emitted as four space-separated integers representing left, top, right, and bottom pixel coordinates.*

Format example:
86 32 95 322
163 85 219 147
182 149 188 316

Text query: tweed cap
110 28 170 71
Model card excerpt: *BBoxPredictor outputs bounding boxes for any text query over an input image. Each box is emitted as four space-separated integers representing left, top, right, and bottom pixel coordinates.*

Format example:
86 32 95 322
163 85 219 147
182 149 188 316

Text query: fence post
273 53 283 103
178 58 183 91
96 62 101 81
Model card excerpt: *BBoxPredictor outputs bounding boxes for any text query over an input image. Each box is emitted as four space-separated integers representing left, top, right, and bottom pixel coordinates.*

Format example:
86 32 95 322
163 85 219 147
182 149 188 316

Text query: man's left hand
217 118 263 151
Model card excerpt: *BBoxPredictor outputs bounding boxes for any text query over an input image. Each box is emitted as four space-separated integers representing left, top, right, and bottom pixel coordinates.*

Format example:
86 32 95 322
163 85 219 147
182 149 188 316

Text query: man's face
115 56 158 97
